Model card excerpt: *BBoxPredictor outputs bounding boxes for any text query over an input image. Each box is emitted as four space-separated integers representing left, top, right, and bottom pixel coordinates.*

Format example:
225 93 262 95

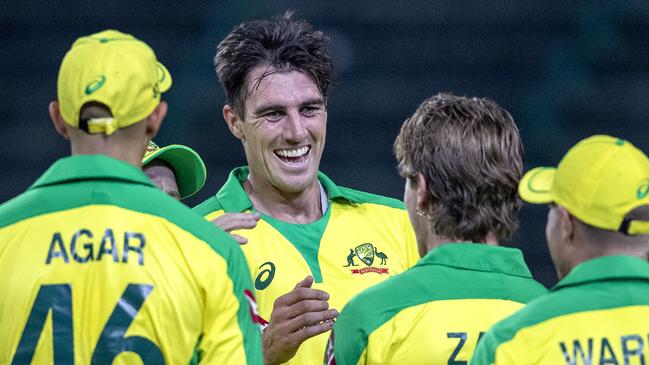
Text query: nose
284 111 307 141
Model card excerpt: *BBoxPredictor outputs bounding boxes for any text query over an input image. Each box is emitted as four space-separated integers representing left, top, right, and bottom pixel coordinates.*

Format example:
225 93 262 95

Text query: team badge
343 242 389 275
355 242 375 266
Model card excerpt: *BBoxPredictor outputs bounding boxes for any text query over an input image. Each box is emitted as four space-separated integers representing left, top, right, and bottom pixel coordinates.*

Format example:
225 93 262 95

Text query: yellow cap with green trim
57 29 172 135
519 135 649 235
142 141 207 200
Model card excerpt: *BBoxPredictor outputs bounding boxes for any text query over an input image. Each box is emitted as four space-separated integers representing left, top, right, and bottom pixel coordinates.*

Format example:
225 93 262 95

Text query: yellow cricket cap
519 135 649 235
57 29 172 135
142 141 207 200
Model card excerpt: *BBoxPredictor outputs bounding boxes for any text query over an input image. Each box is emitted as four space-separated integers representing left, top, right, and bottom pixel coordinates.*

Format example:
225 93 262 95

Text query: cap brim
518 167 556 204
157 62 172 93
143 145 206 199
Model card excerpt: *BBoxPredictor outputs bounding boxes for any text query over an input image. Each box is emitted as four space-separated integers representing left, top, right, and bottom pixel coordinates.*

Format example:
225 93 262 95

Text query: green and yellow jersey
327 243 547 365
470 255 649 365
194 167 420 364
0 155 261 364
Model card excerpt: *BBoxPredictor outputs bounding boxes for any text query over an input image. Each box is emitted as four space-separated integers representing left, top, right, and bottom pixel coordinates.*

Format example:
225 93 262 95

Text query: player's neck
424 232 499 254
243 178 323 224
70 140 143 168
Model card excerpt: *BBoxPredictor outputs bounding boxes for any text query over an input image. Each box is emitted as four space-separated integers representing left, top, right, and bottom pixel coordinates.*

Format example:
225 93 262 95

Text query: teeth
275 146 309 158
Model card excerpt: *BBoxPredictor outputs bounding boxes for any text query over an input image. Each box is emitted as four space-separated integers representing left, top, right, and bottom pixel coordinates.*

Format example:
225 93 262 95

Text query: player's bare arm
211 212 260 244
263 276 338 365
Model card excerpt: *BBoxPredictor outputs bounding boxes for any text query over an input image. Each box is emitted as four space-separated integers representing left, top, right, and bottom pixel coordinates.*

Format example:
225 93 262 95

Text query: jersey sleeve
328 298 370 365
197 239 262 364
470 326 501 365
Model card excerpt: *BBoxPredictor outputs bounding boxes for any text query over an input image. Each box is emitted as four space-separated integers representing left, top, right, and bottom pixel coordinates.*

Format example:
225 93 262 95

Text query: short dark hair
394 93 523 242
214 12 332 119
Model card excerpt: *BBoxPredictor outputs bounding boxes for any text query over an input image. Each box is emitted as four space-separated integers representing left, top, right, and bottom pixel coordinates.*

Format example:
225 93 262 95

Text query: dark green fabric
0 155 262 364
333 243 547 365
472 255 649 365
258 207 331 283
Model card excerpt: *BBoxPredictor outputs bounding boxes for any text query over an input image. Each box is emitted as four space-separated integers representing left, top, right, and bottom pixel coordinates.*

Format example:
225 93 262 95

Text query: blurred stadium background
2 0 649 287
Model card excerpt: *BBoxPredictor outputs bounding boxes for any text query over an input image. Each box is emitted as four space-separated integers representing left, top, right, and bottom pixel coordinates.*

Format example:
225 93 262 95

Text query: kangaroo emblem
374 246 388 265
343 249 358 267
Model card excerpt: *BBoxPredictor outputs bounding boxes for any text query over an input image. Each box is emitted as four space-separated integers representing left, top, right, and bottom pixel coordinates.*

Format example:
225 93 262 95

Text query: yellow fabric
491 305 649 364
57 29 172 135
205 202 419 364
518 135 649 233
0 205 249 364
361 299 524 365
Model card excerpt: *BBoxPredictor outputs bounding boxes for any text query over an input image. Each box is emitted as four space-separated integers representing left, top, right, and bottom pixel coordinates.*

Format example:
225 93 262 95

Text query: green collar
553 255 649 290
30 155 155 190
214 166 358 213
417 243 533 278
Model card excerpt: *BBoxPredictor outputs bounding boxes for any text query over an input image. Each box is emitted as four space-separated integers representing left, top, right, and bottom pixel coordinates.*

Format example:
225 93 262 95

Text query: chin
275 174 317 193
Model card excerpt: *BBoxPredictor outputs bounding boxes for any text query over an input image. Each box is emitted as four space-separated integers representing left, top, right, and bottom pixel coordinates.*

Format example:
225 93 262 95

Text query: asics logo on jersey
85 75 106 95
255 261 276 290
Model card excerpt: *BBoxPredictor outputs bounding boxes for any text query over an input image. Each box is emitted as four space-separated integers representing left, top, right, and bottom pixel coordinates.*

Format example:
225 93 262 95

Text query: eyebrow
252 98 325 116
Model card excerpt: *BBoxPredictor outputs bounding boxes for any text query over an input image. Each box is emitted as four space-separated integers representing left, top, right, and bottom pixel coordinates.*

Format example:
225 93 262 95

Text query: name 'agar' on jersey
45 228 146 266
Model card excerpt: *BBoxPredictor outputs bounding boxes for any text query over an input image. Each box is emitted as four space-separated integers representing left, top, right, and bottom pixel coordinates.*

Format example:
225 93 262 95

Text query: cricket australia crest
355 242 375 266
343 242 389 275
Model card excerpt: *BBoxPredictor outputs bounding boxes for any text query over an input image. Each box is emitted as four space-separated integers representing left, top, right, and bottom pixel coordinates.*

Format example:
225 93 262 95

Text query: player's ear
223 105 245 141
145 101 167 139
49 101 70 140
557 205 575 242
415 172 429 212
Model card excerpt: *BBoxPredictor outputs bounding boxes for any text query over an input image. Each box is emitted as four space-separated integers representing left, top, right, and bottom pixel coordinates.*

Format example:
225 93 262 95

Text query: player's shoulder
334 266 429 363
335 186 405 210
192 195 223 216
139 190 241 259
478 284 589 352
0 189 42 229
340 264 429 330
0 179 239 261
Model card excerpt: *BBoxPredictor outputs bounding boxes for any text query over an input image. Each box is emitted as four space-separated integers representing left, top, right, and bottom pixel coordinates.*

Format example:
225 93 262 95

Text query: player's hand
210 212 260 244
262 276 338 365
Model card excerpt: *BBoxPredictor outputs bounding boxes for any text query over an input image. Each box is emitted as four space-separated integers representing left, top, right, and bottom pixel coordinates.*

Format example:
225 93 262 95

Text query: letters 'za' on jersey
471 255 649 365
328 243 547 365
194 167 420 365
0 155 261 364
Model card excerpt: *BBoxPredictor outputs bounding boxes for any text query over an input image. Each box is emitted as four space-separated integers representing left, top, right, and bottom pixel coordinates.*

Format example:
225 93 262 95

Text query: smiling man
194 13 420 365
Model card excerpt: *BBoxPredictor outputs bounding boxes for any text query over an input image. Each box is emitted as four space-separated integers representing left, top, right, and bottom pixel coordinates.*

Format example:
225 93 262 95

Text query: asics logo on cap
636 179 649 199
84 75 106 95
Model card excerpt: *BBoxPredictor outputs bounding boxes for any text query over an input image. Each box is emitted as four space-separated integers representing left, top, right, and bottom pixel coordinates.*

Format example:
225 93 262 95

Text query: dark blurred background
2 0 649 287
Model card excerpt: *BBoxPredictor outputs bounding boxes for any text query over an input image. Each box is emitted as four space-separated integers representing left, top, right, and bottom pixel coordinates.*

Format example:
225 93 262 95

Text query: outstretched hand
211 212 260 244
262 276 338 365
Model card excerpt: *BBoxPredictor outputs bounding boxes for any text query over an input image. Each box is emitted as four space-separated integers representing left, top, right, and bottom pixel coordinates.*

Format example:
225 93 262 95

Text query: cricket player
471 135 649 364
0 29 261 364
142 140 207 201
194 14 420 364
327 93 547 364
